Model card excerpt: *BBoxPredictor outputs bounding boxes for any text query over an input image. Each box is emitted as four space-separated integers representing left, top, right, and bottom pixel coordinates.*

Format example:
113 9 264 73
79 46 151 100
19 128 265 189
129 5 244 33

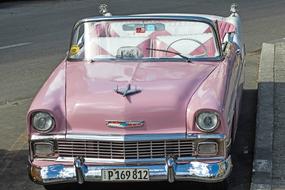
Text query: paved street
0 0 285 189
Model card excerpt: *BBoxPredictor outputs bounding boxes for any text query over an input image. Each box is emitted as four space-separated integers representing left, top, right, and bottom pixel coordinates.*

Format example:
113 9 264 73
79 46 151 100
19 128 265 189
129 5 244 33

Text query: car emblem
114 84 141 97
106 120 144 128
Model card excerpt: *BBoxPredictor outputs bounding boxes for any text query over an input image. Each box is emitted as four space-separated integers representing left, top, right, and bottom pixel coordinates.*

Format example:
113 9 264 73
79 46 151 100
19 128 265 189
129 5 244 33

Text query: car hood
65 61 217 135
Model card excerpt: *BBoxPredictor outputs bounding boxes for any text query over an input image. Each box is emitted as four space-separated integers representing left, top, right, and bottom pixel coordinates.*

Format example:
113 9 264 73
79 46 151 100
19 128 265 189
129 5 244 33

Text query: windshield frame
67 15 223 62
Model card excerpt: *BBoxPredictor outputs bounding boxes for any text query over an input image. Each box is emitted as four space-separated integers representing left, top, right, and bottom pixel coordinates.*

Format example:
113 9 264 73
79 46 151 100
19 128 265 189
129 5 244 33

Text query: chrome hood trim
30 133 225 141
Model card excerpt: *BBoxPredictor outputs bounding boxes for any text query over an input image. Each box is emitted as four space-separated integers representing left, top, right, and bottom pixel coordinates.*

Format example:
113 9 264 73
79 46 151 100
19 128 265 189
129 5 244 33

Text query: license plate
101 168 149 181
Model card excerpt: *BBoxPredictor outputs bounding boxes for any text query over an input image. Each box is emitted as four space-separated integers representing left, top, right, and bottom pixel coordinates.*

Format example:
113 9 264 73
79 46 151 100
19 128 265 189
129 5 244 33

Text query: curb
250 43 275 190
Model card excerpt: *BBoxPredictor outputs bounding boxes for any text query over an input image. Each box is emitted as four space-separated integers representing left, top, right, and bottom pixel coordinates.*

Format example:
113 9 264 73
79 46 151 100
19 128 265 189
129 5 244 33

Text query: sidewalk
251 40 285 190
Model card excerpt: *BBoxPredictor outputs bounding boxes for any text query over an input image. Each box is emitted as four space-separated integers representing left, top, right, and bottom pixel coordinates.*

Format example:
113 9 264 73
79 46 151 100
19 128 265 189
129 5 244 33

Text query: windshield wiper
146 48 192 63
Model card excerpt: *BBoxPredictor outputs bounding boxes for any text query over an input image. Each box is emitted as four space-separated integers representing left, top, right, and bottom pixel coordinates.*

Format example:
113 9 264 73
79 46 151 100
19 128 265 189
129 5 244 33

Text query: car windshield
68 19 220 61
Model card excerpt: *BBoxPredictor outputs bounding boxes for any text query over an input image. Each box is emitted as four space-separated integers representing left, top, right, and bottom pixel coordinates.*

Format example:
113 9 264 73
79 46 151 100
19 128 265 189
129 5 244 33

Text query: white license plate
101 168 149 181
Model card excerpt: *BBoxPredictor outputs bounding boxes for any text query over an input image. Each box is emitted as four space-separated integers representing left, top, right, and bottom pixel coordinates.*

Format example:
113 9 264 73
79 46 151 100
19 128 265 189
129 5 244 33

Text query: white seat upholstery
85 37 151 57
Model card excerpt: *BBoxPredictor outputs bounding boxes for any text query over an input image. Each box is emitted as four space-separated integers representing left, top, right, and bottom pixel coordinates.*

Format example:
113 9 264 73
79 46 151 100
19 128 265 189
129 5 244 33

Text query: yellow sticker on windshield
70 45 80 55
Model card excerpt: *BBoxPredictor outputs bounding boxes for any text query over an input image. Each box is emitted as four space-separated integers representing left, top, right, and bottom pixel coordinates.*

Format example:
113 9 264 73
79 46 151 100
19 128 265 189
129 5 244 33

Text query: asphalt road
0 0 285 189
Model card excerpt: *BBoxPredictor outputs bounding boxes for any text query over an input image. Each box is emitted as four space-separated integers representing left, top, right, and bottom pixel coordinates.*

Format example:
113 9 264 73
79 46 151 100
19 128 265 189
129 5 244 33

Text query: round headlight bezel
195 111 220 132
31 112 55 133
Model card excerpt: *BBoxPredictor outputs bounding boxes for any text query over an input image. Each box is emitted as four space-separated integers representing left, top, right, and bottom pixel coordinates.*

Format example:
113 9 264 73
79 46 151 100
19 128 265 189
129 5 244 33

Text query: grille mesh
56 139 195 160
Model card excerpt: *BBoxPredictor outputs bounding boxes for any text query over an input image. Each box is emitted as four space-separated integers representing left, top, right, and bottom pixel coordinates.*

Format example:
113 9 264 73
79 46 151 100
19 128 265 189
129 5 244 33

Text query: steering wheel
166 38 209 57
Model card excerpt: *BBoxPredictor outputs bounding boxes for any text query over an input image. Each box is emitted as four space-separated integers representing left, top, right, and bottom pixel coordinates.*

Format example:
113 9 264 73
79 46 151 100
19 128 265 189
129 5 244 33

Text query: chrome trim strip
31 135 65 141
31 133 225 141
66 133 187 141
187 133 225 139
52 156 226 164
75 15 217 33
33 156 226 164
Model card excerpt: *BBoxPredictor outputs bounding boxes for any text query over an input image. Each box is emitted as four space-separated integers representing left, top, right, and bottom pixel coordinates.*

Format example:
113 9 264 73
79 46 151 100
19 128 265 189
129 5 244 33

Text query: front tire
44 185 63 190
213 180 230 190
44 184 77 190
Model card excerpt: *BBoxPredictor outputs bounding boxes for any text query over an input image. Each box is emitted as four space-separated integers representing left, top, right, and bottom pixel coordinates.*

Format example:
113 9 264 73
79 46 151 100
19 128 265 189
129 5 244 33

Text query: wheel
44 183 78 190
44 184 65 190
166 38 209 57
209 179 230 190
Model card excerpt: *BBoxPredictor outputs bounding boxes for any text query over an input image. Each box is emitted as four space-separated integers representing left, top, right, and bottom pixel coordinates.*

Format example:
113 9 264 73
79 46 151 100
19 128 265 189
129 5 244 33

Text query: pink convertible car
27 4 245 189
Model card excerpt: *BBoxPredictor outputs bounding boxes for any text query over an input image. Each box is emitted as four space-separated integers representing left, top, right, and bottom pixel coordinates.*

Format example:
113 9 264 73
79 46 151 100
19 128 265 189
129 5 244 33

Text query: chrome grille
56 139 195 160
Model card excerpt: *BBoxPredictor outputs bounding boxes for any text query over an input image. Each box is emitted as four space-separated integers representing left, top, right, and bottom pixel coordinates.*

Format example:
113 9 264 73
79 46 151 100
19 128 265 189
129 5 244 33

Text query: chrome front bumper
28 156 232 184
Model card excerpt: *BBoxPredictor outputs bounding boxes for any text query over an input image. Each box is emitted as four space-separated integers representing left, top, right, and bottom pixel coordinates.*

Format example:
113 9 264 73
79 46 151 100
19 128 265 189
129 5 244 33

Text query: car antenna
99 4 112 16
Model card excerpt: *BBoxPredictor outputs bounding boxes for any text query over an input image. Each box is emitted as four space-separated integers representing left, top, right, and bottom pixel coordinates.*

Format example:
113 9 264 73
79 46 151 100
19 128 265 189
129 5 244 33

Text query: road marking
0 131 27 175
0 42 32 50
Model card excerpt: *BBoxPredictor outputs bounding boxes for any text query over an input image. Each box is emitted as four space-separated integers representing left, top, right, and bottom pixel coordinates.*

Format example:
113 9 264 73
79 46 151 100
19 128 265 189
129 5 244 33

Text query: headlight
196 111 219 132
32 112 55 132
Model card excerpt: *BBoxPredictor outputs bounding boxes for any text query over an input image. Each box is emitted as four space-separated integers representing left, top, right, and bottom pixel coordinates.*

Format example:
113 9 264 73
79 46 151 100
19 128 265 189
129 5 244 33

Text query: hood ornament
114 84 141 97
